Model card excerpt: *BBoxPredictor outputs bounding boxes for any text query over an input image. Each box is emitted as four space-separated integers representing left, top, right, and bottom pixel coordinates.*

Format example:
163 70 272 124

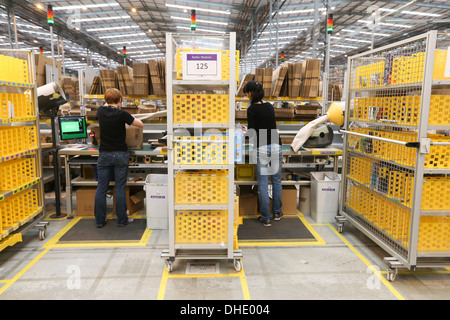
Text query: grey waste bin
310 172 341 223
145 174 168 229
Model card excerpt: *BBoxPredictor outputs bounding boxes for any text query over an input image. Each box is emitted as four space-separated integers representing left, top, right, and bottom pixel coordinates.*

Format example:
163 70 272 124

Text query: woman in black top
94 88 143 228
243 81 283 227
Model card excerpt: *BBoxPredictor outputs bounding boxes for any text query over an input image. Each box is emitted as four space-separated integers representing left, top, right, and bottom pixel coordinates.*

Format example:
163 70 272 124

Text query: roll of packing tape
144 156 151 164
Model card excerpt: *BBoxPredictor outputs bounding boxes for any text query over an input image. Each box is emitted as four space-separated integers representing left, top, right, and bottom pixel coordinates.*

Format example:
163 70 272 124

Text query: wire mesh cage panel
341 31 450 271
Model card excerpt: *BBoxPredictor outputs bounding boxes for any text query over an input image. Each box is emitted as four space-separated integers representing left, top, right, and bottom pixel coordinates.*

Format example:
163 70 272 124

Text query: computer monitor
58 116 88 140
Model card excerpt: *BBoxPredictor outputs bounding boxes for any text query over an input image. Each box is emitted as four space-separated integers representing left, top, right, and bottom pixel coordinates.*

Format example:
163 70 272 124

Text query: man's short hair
105 88 122 105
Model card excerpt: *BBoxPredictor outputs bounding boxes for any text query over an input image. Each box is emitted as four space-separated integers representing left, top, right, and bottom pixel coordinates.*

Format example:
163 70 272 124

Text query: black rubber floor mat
237 216 316 241
58 218 147 242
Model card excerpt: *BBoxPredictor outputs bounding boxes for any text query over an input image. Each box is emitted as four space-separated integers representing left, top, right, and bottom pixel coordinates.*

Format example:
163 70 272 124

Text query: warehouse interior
0 0 449 303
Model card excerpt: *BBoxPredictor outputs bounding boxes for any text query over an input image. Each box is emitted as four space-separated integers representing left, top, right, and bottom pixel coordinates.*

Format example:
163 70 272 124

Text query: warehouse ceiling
0 0 449 79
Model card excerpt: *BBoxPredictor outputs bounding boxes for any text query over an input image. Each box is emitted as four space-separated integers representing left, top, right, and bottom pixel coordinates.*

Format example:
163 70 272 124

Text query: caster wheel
387 269 396 282
39 228 46 240
234 259 242 272
165 260 173 272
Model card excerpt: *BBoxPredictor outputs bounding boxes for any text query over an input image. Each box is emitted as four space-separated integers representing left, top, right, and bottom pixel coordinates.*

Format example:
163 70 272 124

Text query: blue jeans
256 144 283 220
94 151 129 226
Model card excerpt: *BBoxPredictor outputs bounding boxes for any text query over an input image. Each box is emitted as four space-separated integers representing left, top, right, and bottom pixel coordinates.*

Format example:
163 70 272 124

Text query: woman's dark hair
243 80 264 104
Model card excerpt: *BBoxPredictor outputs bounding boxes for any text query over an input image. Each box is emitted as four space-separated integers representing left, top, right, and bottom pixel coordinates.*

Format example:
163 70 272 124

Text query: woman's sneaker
273 212 283 221
257 216 271 227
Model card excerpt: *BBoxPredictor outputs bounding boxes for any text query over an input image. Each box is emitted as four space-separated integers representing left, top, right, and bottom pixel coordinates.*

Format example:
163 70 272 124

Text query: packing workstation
2 1 450 303
54 103 343 219
39 45 344 223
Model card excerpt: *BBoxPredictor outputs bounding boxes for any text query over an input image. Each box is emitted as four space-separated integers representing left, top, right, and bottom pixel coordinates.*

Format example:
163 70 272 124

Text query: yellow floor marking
157 265 250 300
325 222 406 300
0 247 51 295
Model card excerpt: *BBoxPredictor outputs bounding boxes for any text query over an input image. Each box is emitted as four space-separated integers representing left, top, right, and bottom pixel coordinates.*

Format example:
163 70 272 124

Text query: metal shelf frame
0 49 46 243
337 31 450 280
162 32 242 272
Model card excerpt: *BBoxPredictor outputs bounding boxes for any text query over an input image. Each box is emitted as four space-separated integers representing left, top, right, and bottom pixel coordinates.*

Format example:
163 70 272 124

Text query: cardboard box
271 65 288 97
237 73 255 96
263 68 273 97
301 78 311 97
280 185 298 215
99 69 118 93
255 68 264 85
76 187 97 216
236 185 258 216
117 66 134 95
308 78 319 98
34 54 62 87
113 186 145 215
125 126 143 149
267 185 298 215
305 59 321 78
133 62 150 96
89 124 143 149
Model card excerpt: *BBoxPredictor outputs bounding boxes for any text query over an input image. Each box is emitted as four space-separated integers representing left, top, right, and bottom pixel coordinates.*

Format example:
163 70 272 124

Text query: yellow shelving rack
0 50 46 248
162 32 242 272
338 31 450 281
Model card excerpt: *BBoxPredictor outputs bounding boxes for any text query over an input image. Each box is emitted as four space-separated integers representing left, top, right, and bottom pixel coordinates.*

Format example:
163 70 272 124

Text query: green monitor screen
58 116 87 140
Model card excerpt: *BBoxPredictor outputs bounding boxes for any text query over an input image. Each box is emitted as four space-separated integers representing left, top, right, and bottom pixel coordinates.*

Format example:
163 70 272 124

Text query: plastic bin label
183 52 221 80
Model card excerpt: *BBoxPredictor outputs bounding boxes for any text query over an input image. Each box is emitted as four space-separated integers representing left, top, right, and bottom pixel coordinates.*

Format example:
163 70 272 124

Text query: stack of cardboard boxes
238 58 322 99
236 185 298 216
76 186 145 217
254 68 273 98
301 59 321 98
117 66 134 96
34 54 62 88
90 59 166 97
61 77 79 98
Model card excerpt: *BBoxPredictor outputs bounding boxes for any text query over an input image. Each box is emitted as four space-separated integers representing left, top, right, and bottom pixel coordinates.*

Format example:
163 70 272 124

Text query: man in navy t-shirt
94 88 144 228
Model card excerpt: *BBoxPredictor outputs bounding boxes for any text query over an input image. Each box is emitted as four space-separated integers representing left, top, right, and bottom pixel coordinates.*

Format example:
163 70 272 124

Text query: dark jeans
256 144 283 220
94 151 129 226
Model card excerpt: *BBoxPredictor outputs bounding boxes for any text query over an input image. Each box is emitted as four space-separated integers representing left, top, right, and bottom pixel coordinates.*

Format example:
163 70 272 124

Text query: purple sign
186 54 217 61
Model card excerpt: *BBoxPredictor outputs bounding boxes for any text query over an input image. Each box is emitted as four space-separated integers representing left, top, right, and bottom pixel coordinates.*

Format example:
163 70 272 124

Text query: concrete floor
0 195 449 302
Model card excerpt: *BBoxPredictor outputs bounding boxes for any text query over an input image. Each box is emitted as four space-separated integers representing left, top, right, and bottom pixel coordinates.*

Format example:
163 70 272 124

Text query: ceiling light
54 3 120 11
36 3 44 10
261 28 307 35
280 8 324 15
401 10 440 17
109 40 155 45
131 7 137 13
334 44 359 49
359 31 390 37
99 33 146 39
86 25 140 32
126 49 159 54
344 38 372 43
166 4 230 15
357 20 411 28
171 16 228 26
71 16 131 23
277 19 314 25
